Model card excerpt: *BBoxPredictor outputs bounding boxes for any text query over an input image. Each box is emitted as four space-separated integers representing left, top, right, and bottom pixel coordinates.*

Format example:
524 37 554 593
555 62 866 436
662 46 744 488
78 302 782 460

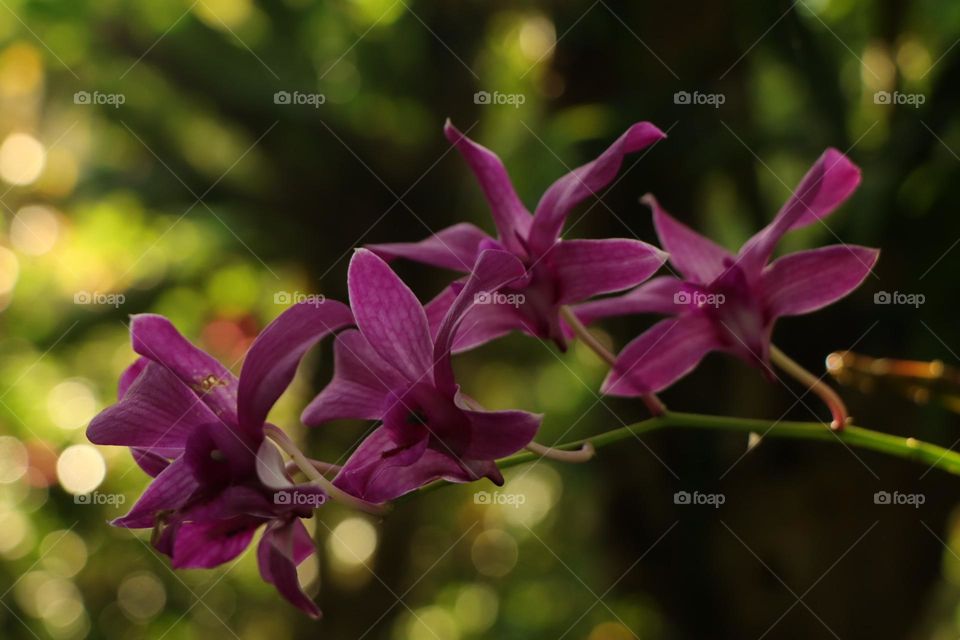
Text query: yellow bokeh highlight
56 444 105 495
0 132 46 186
327 517 378 568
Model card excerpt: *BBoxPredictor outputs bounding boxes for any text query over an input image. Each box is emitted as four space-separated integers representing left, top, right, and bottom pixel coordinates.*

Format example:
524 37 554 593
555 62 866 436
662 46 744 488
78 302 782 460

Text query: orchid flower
87 302 355 617
576 149 879 429
302 248 543 503
368 120 668 352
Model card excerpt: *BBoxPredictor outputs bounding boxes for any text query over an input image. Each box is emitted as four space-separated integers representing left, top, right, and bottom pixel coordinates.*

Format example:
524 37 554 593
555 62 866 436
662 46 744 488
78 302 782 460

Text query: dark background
0 0 959 638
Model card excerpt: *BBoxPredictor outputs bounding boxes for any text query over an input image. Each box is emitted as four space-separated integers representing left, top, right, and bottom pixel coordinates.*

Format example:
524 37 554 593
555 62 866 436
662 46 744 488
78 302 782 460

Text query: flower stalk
560 306 666 415
769 345 849 430
525 440 596 462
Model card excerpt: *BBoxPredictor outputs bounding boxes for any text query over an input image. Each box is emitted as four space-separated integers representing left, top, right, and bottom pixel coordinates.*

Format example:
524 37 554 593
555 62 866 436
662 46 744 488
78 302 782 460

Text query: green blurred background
1 0 960 638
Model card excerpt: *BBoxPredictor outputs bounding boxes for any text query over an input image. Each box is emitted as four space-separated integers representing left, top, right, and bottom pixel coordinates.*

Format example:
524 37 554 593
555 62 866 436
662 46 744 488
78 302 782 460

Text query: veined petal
87 361 221 450
572 276 685 326
130 448 173 477
112 457 198 528
171 517 261 569
445 121 532 251
602 315 721 396
763 245 879 317
433 250 526 394
739 149 861 275
238 299 353 433
348 249 433 383
528 122 666 254
368 223 490 273
301 329 407 426
550 238 668 305
118 357 148 399
130 314 239 423
646 195 733 283
425 285 524 353
460 404 541 459
258 519 321 619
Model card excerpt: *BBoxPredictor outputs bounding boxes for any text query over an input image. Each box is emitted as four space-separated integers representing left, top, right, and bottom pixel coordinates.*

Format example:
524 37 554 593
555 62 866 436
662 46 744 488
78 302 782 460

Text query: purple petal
258 519 321 619
171 518 261 569
301 329 408 426
118 357 148 399
88 362 221 450
460 404 541 459
130 314 239 423
527 122 666 254
602 315 721 396
130 448 173 477
334 427 490 503
432 250 526 394
571 276 685 326
425 285 524 353
238 300 353 433
646 195 733 284
738 149 861 275
444 120 532 253
368 223 490 273
763 245 879 317
550 238 668 305
112 457 198 528
348 249 433 383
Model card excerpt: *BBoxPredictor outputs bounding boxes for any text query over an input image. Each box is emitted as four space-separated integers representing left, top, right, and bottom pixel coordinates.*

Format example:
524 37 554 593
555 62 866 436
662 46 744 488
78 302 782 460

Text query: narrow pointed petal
368 223 490 273
238 299 353 433
444 121 532 251
301 329 407 425
571 276 685 326
112 458 198 528
763 245 879 317
460 405 541 459
528 122 666 254
131 448 173 477
646 195 733 283
88 362 220 450
425 284 523 353
258 519 321 618
130 314 239 423
433 250 526 393
739 149 861 274
602 315 721 396
550 238 668 305
348 249 433 383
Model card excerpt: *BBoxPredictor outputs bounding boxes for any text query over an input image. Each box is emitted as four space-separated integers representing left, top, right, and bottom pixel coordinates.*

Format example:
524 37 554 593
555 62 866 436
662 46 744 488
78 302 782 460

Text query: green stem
413 411 960 497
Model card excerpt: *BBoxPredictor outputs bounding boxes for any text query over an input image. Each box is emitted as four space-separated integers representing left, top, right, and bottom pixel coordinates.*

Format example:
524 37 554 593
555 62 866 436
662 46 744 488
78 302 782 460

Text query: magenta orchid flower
87 302 354 618
302 248 541 503
368 120 668 351
577 149 878 426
